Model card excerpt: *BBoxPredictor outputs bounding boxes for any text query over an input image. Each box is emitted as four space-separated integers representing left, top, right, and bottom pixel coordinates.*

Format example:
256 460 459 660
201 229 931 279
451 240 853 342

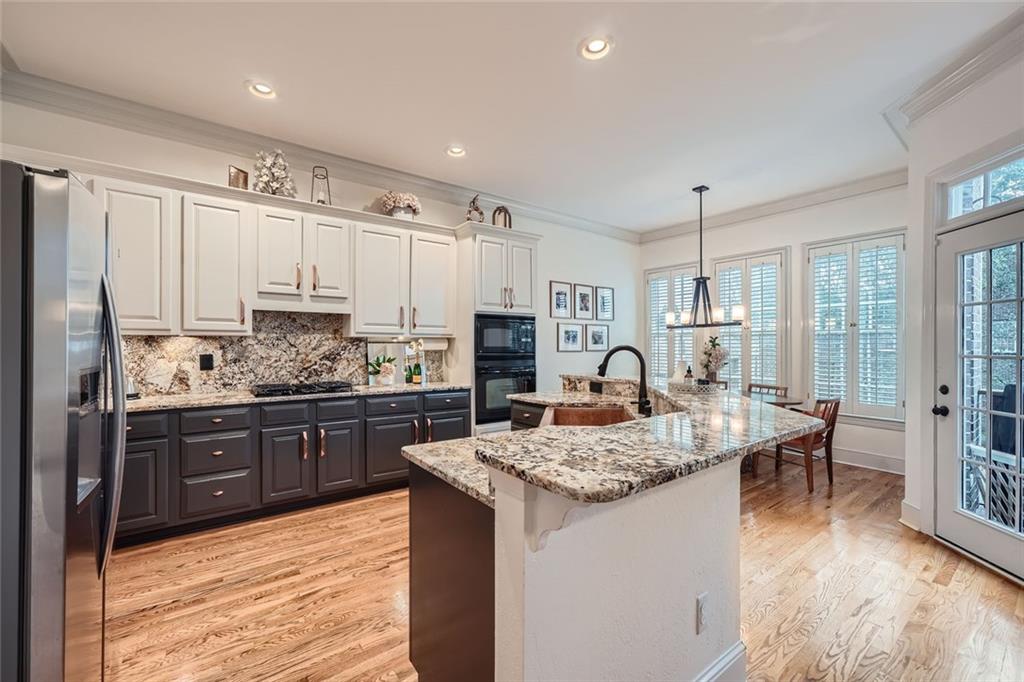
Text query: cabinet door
182 194 254 333
116 439 169 534
316 419 363 494
425 410 471 443
353 224 409 335
365 414 418 484
306 215 352 300
507 240 536 314
476 235 508 312
260 424 314 504
256 207 303 296
95 178 177 334
410 232 456 335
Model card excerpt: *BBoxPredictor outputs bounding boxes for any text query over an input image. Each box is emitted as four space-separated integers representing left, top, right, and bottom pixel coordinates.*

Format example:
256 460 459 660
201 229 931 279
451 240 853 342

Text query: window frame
709 248 790 392
644 262 699 382
804 231 907 421
941 147 1024 232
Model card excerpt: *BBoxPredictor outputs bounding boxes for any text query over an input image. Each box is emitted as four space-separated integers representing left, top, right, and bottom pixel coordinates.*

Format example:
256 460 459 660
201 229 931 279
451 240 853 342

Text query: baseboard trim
900 500 921 531
695 640 747 682
832 447 905 475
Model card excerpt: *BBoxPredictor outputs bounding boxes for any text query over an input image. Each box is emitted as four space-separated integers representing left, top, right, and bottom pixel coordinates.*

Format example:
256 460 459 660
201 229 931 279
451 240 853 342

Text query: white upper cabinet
96 178 177 334
476 235 508 312
256 207 303 296
507 240 536 314
352 223 409 335
306 215 352 301
182 193 254 334
410 233 456 335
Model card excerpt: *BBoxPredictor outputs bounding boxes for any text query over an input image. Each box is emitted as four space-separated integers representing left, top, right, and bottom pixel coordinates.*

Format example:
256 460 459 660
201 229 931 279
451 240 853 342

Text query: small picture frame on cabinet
573 284 594 320
596 286 615 321
550 280 572 319
557 323 583 352
228 165 249 190
586 324 610 352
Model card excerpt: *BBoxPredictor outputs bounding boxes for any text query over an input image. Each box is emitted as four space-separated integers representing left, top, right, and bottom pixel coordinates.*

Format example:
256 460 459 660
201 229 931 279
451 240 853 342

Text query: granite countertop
474 391 823 504
506 391 634 408
126 382 472 413
403 431 526 509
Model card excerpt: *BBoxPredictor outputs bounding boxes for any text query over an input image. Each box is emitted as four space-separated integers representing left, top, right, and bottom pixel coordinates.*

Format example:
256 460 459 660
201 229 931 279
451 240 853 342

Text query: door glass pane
962 409 987 463
988 469 1018 531
990 414 1017 471
962 461 987 519
963 304 988 355
991 302 1018 355
963 357 988 409
991 358 1019 412
962 250 988 303
991 244 1019 300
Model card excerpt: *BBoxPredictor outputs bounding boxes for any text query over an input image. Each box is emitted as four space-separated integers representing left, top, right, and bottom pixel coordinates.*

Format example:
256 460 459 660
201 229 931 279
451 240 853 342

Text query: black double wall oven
474 314 536 424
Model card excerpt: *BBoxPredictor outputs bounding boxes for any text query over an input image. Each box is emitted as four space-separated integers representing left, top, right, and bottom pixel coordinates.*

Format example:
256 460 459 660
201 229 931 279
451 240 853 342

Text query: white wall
638 186 910 473
0 100 640 388
903 53 1024 531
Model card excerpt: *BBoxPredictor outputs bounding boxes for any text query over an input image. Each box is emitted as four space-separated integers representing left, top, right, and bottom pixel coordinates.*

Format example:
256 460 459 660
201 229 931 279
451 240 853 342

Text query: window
947 155 1024 220
713 252 785 391
646 265 697 381
807 234 905 420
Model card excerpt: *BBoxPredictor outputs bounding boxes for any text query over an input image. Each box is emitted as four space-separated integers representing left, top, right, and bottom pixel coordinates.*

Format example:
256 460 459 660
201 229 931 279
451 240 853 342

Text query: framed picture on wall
586 324 610 352
596 286 615 321
550 280 572 319
557 323 584 352
573 284 594 320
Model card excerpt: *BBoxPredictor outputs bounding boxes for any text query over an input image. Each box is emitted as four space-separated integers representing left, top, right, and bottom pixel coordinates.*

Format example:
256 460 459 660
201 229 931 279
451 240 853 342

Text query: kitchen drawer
510 401 545 429
317 399 360 421
180 430 252 476
261 402 310 426
180 407 251 434
180 469 253 518
364 394 420 416
125 412 168 440
423 391 470 411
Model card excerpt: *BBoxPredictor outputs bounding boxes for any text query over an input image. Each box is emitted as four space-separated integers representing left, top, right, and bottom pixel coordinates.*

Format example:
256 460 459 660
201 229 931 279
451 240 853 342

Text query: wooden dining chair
747 382 788 397
751 398 840 493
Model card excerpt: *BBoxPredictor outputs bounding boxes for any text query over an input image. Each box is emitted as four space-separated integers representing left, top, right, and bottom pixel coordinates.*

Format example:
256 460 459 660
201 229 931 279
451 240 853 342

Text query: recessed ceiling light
247 81 276 99
579 36 613 61
445 144 466 158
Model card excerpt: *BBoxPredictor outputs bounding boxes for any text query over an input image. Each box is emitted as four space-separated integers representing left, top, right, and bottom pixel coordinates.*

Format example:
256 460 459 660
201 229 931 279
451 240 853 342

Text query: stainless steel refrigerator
1 161 127 681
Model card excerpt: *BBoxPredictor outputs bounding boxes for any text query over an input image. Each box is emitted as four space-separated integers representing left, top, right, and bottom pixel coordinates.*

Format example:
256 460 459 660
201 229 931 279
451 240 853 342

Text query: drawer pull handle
426 417 433 443
211 450 223 456
445 399 452 403
412 419 420 444
126 425 133 432
211 417 223 424
522 413 531 418
389 403 397 408
212 490 224 497
319 428 326 458
302 430 309 460
296 262 302 289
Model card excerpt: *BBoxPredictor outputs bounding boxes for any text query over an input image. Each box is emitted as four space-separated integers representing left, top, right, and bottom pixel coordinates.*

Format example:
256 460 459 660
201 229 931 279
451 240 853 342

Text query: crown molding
0 70 640 243
898 8 1024 125
638 169 908 244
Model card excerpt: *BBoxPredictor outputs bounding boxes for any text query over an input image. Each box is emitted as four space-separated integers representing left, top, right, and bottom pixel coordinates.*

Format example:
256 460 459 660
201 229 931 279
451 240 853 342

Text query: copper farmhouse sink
538 405 635 427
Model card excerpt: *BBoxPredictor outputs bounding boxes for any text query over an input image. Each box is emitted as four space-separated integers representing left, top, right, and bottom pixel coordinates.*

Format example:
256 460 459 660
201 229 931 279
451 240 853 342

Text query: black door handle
931 405 949 417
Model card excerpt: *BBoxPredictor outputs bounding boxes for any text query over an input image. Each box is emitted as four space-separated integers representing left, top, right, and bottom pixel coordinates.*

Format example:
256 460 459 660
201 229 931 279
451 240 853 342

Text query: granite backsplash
123 311 445 395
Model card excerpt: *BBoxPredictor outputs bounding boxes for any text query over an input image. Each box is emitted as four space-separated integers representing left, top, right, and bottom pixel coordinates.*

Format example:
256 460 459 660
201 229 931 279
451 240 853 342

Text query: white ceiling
1 2 1018 233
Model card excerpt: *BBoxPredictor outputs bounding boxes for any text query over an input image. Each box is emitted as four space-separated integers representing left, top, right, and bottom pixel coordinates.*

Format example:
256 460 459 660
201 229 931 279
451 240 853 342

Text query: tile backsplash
123 311 447 395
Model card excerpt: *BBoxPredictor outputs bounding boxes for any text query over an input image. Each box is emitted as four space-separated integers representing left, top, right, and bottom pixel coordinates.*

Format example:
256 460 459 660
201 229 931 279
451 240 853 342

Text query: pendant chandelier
665 185 744 329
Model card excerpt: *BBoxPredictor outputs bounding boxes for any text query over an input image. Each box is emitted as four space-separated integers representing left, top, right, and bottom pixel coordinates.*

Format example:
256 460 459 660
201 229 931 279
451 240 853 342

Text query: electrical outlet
696 592 708 635
199 353 214 371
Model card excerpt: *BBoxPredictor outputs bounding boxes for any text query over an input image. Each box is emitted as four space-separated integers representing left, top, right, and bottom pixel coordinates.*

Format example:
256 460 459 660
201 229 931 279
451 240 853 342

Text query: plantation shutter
671 268 697 373
855 236 903 417
811 246 849 401
748 255 781 385
647 272 670 380
715 261 744 390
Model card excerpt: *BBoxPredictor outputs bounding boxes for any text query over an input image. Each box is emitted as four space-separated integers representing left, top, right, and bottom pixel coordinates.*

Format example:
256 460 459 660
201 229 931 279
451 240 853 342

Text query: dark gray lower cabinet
261 424 314 504
317 419 362 494
425 410 472 444
366 414 419 484
117 439 169 533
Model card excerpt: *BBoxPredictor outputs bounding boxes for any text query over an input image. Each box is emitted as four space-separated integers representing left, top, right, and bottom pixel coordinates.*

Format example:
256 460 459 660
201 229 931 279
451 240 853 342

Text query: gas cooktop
250 381 353 397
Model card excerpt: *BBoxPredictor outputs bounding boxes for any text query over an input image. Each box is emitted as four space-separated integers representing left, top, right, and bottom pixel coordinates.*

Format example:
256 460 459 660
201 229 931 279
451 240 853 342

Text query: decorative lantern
311 166 331 205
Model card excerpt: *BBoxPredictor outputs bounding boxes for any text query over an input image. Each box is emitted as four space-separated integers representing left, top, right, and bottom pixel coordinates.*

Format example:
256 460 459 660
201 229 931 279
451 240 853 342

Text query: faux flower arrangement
700 336 729 381
368 354 396 385
380 190 422 217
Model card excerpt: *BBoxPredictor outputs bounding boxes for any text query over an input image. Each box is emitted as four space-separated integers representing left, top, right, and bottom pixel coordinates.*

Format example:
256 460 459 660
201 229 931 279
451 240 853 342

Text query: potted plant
700 336 729 384
368 354 397 386
380 190 422 220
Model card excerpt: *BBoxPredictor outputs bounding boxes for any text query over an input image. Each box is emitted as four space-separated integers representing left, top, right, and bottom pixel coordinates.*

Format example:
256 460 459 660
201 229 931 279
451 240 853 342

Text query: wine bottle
413 362 422 385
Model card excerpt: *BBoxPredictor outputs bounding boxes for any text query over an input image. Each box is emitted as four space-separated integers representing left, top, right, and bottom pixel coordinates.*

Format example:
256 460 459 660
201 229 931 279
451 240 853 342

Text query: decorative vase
390 206 416 221
379 374 394 386
706 371 718 383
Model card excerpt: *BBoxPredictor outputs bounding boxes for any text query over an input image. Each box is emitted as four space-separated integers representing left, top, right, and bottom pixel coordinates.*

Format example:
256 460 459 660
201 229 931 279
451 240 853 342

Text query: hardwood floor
106 463 1024 681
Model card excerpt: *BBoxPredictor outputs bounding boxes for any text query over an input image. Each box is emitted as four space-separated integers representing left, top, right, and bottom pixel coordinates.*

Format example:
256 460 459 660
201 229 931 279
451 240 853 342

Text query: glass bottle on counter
412 362 422 384
405 363 414 384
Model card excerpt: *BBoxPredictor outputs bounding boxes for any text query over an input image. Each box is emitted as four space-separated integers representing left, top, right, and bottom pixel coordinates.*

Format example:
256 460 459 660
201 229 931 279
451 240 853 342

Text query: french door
935 209 1023 580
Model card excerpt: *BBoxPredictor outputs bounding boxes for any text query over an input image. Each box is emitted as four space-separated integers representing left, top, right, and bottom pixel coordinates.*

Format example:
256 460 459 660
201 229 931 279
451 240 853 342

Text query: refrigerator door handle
99 273 127 577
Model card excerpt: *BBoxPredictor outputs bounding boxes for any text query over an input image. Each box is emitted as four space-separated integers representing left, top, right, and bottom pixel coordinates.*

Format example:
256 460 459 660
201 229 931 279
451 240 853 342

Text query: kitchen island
402 375 823 682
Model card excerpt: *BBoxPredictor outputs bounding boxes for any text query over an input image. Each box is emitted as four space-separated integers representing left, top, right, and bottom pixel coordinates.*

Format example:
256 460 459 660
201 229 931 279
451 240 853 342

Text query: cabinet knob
212 490 224 497
211 450 223 457
445 399 452 403
211 417 223 424
125 425 133 432
389 403 397 408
